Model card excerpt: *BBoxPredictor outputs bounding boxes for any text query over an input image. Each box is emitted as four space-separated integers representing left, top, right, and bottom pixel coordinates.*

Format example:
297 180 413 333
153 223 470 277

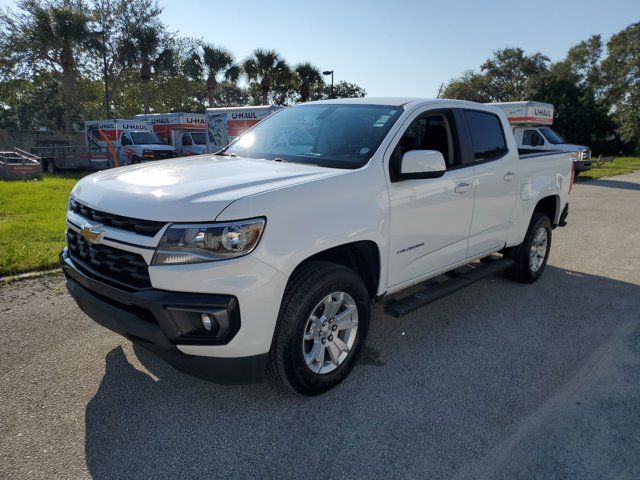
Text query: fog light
201 313 213 331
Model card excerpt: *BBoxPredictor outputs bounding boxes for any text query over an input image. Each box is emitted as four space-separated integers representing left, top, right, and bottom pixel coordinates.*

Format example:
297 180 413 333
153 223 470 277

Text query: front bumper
61 249 267 383
574 160 591 172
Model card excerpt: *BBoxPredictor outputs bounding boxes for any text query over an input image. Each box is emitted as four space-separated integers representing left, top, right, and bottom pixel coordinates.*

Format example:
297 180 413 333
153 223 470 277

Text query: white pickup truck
61 98 573 395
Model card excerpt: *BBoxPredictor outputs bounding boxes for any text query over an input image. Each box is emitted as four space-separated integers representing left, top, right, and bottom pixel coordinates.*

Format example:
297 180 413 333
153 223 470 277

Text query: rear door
386 108 476 287
462 109 519 257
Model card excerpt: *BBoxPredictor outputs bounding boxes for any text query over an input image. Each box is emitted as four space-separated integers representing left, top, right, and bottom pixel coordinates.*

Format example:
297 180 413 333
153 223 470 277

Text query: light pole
94 29 110 118
323 70 334 99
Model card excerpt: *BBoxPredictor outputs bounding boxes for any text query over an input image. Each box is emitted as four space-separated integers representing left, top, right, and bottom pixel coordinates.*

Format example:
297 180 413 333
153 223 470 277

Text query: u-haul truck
85 119 175 166
487 101 591 174
206 105 281 151
134 113 210 157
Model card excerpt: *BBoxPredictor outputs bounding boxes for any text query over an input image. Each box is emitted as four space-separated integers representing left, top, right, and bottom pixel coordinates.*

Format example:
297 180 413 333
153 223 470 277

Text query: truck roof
305 97 496 109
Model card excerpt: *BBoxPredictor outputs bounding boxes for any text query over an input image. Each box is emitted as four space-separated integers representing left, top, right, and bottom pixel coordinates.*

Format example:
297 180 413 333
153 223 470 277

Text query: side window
463 110 507 160
523 129 543 147
121 134 131 146
390 111 458 179
182 133 192 146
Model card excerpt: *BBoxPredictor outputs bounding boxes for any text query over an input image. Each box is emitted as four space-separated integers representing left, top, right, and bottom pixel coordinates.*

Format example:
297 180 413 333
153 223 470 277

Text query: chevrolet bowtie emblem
80 224 105 244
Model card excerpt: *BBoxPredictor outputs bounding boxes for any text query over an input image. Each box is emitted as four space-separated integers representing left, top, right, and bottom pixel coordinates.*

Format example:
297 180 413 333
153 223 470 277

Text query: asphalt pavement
1 172 639 479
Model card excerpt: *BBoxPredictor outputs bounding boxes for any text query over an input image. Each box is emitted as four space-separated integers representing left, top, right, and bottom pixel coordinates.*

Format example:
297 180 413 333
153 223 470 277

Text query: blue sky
2 0 639 97
159 0 639 97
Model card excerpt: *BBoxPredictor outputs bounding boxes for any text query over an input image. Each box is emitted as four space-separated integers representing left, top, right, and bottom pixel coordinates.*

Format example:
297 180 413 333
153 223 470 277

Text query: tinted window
523 129 544 146
464 110 507 160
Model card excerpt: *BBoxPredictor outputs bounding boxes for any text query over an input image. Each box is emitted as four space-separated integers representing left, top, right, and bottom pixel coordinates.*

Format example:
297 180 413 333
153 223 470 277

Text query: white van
85 119 175 166
487 102 591 173
135 113 210 157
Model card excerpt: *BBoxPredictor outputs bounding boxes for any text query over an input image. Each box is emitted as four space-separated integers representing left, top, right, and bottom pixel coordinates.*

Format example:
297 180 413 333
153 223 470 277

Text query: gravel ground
1 172 639 480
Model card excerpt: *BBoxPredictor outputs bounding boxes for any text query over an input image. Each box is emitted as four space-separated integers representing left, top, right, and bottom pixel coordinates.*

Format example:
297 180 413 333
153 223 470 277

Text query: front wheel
269 261 370 395
505 212 552 283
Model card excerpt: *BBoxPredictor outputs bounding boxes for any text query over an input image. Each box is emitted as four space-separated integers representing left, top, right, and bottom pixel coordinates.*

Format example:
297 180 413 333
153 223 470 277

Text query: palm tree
26 1 91 129
242 49 289 105
294 63 323 102
120 25 172 113
202 45 240 107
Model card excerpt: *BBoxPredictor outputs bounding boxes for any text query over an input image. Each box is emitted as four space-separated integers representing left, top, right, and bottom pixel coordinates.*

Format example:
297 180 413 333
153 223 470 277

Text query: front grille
69 199 165 237
153 151 173 160
67 229 151 289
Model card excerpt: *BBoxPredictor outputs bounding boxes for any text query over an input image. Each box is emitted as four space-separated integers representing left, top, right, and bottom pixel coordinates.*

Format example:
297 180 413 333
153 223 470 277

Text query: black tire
45 159 57 174
269 261 371 395
131 155 141 164
505 212 552 283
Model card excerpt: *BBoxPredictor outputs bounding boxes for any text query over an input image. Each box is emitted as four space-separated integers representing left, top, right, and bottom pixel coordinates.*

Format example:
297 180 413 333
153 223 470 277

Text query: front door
386 109 476 288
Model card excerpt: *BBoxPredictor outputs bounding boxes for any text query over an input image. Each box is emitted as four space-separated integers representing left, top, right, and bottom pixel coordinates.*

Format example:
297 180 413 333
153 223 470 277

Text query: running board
384 258 515 318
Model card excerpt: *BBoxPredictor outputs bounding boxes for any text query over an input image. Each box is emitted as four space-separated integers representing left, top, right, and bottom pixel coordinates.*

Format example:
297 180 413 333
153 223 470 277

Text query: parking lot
1 172 639 480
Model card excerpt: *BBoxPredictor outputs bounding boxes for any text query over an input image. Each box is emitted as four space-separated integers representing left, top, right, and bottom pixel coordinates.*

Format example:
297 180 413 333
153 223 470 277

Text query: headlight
151 218 265 265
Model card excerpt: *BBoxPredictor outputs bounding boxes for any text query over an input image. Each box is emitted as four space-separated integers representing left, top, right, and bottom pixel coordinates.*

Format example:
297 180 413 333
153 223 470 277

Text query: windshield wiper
215 151 237 157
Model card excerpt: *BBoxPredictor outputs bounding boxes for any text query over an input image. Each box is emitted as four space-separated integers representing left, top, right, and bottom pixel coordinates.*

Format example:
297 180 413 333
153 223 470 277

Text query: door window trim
387 108 469 182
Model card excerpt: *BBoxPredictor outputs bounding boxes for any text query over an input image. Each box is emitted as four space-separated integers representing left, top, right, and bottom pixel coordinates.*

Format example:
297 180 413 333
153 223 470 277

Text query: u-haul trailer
85 119 175 165
487 101 591 174
488 101 554 126
206 105 281 151
134 113 209 157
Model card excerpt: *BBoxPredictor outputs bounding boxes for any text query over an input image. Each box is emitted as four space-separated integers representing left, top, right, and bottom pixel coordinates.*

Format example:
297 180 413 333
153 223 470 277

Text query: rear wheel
44 159 57 174
505 212 552 283
269 261 370 395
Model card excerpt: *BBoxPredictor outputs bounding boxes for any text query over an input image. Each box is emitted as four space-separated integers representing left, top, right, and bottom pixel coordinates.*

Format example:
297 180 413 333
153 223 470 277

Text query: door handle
504 171 515 181
455 182 470 194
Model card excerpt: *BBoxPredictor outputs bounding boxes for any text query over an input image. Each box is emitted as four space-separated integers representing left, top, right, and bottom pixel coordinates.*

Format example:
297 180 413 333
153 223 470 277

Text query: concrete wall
0 129 85 151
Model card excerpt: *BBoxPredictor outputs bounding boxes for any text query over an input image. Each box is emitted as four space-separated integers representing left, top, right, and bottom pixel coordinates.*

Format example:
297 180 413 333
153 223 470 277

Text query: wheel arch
288 240 382 299
533 194 560 226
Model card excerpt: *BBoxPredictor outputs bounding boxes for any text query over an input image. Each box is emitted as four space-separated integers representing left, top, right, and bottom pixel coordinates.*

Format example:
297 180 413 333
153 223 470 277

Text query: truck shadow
84 265 640 479
580 178 640 191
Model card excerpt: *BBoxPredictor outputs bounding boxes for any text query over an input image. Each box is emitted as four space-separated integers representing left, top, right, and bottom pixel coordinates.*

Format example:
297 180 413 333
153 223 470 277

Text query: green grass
576 156 640 181
0 173 84 276
1 157 640 276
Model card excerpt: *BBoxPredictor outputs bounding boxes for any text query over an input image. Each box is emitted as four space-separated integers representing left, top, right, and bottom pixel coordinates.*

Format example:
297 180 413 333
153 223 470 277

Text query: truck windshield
224 104 403 169
539 127 566 145
191 132 207 145
130 132 164 145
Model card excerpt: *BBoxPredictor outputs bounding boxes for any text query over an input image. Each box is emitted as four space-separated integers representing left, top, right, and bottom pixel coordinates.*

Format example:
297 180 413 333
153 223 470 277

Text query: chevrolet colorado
61 98 573 395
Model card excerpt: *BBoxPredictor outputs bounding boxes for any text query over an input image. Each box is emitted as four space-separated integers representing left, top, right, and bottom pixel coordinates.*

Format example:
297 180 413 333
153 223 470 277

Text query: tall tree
201 45 239 107
602 22 640 145
242 49 289 105
0 0 92 129
443 70 492 102
89 0 165 117
294 62 323 102
325 81 366 99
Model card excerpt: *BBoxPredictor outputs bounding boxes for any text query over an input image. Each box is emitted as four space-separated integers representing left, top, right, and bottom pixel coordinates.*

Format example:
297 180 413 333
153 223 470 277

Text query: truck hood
71 155 345 222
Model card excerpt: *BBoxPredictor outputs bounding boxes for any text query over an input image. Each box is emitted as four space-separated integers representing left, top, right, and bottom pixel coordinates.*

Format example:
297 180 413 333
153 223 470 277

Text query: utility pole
95 29 111 117
101 30 110 118
436 82 444 99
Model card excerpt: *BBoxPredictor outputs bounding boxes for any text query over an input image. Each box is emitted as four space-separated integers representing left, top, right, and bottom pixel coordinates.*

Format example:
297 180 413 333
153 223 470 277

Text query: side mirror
399 150 446 179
